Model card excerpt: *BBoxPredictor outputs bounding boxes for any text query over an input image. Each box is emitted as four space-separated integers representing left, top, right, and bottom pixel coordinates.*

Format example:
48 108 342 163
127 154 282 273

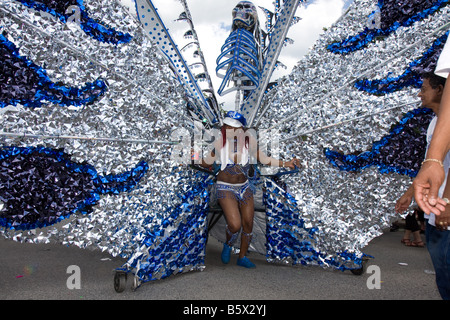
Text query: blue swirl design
327 0 449 54
324 108 434 177
0 33 107 108
0 146 148 230
264 179 369 271
17 0 132 45
355 31 449 95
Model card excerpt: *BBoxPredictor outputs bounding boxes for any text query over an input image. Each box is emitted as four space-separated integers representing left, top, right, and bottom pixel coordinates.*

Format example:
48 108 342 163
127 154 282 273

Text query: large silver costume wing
251 0 449 267
0 0 212 290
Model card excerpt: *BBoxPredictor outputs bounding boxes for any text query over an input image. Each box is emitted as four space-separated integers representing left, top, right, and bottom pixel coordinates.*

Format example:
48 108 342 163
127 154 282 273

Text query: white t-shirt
426 116 450 230
426 38 450 229
435 38 450 78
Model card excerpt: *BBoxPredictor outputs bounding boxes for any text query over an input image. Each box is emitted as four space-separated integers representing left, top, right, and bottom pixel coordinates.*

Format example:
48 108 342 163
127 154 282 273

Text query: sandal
401 239 411 246
409 241 425 247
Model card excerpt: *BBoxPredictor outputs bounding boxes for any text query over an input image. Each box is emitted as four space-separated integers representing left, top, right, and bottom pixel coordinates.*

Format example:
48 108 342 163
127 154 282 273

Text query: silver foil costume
1 0 448 291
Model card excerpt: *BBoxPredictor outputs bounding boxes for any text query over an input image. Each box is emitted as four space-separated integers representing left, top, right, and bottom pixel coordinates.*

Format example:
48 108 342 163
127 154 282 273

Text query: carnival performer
198 111 300 268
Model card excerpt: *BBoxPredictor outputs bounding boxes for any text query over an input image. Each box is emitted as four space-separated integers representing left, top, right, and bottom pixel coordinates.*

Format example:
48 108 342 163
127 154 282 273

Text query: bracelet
421 158 444 168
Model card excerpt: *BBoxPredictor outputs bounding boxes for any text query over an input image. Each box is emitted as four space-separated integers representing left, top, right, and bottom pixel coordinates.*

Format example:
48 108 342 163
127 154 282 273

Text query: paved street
0 227 441 301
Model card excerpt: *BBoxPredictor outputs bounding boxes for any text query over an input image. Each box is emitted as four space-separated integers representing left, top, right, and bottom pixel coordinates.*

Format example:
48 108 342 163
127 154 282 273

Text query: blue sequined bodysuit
216 163 254 205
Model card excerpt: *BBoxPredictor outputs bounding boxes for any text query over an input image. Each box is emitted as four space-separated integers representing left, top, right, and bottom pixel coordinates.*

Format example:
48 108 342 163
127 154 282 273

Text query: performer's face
223 124 243 132
223 124 245 141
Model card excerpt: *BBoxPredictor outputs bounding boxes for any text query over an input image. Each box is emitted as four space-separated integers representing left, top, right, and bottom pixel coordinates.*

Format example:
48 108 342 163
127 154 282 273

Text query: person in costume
198 111 300 268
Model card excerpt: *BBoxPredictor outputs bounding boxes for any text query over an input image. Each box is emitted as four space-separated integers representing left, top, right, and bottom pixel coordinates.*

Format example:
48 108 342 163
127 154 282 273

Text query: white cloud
120 0 351 109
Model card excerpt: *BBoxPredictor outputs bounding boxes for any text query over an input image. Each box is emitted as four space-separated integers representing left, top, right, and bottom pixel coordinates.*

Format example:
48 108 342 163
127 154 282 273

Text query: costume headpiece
232 1 258 31
223 111 247 128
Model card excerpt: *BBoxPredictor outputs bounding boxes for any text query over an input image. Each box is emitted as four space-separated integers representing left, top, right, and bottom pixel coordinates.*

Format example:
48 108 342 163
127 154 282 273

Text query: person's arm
413 72 450 215
252 136 300 169
192 138 220 169
395 185 414 214
257 152 299 169
195 150 214 169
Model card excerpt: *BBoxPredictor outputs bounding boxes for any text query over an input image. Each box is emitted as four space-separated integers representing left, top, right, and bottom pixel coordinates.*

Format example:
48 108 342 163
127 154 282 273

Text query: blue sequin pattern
16 0 132 44
355 31 449 95
324 108 434 177
264 179 366 271
0 146 148 230
327 0 449 54
121 170 212 283
0 34 107 108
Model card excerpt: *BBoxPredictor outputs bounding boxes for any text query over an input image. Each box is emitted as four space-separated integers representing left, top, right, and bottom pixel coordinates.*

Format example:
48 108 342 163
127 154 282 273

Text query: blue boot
237 256 256 268
221 243 232 264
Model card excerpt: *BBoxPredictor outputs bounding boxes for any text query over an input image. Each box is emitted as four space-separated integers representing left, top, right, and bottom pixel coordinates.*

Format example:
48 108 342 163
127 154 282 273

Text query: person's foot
221 243 232 264
409 240 425 247
401 238 411 246
237 256 255 268
401 239 425 247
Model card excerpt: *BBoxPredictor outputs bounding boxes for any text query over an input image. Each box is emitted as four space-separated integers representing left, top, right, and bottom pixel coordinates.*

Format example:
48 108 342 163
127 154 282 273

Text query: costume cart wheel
350 256 370 276
114 270 128 293
131 275 141 292
350 266 365 276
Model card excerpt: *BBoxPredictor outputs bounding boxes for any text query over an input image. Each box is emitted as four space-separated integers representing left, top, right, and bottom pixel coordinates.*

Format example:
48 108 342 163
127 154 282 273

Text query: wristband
421 158 444 168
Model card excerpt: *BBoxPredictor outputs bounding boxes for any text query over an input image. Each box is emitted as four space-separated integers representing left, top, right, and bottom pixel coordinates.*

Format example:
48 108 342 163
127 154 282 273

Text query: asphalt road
0 228 442 301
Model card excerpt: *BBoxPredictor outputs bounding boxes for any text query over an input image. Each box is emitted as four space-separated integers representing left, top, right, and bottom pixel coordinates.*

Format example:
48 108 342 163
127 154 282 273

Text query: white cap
223 117 244 128
222 111 247 127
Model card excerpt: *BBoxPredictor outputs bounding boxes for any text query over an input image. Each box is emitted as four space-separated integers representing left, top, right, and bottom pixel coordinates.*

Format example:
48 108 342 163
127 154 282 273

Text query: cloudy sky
122 0 353 108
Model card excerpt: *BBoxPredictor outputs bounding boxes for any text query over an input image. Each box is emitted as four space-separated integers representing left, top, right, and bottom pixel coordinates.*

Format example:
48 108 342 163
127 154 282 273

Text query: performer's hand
284 158 301 169
413 161 447 215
